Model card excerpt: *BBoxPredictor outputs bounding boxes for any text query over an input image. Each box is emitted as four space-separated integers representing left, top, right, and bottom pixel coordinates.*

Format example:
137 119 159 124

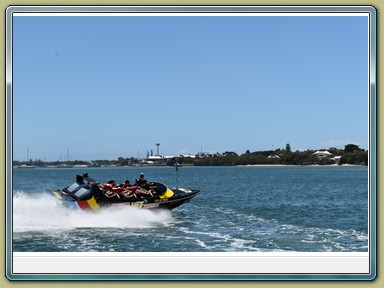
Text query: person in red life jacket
122 180 132 188
123 180 138 192
102 180 120 199
103 180 116 191
120 180 137 199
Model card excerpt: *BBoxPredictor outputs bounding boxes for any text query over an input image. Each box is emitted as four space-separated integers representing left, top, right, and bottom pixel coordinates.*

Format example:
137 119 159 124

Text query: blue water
12 165 368 252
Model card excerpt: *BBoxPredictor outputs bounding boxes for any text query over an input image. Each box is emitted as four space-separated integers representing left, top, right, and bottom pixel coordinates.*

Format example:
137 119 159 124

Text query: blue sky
13 14 369 161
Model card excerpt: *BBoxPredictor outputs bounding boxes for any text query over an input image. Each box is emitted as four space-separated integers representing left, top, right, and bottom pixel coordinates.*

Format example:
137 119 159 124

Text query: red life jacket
103 183 113 190
126 186 139 192
112 187 123 193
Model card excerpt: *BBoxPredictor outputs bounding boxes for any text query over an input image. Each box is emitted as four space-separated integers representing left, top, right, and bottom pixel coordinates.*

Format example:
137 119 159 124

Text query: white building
313 150 333 159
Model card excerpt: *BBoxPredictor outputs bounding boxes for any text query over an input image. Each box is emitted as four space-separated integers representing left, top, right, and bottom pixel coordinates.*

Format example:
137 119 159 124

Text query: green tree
285 143 291 152
328 147 344 156
340 150 368 165
223 151 238 157
344 144 362 153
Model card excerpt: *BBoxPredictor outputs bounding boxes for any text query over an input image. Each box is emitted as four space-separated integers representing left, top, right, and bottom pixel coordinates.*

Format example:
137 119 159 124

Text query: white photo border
5 5 377 281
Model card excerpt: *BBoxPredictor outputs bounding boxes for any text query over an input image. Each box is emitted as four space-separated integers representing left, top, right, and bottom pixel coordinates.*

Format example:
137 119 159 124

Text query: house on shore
313 150 333 159
143 155 166 166
313 150 342 164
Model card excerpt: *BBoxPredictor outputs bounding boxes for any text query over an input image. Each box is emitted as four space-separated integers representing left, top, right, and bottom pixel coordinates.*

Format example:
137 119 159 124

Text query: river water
11 165 368 252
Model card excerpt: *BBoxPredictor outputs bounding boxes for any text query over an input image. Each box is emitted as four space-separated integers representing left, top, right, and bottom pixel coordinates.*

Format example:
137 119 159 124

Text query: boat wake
12 191 173 233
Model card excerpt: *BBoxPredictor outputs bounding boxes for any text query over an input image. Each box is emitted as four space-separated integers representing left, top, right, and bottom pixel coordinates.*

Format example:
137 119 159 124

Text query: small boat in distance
52 173 200 211
18 164 35 168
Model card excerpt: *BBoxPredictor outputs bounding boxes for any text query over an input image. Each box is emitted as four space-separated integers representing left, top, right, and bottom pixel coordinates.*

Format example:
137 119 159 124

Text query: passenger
120 188 136 199
107 180 117 186
127 191 138 198
103 181 114 191
109 180 135 199
135 173 148 187
112 184 124 194
135 187 153 198
103 188 120 199
102 180 120 199
123 180 131 188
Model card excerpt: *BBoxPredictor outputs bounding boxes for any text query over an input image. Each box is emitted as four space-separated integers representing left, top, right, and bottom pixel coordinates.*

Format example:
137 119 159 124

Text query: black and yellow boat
52 173 200 211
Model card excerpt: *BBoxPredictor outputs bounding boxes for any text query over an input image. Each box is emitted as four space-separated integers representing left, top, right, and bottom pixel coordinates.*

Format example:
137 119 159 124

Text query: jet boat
52 173 200 211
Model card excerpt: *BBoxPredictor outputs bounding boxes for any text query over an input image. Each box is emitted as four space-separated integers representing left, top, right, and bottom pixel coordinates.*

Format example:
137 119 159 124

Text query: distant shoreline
235 164 365 167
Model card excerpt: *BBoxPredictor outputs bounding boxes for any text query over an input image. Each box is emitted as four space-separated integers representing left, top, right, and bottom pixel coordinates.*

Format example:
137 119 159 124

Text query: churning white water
12 191 173 232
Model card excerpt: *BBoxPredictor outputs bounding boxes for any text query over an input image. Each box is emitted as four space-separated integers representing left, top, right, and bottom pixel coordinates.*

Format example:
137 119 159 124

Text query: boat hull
53 188 199 211
52 174 200 211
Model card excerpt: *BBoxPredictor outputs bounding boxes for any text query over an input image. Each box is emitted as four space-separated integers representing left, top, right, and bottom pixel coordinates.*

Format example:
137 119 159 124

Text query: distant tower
156 143 160 156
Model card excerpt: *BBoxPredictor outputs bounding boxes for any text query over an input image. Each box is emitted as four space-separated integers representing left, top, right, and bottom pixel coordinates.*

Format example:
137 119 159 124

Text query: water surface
12 165 368 252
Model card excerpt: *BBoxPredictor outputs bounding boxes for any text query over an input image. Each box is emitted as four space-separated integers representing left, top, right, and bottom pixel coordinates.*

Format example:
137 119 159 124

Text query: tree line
13 144 368 167
168 144 368 166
